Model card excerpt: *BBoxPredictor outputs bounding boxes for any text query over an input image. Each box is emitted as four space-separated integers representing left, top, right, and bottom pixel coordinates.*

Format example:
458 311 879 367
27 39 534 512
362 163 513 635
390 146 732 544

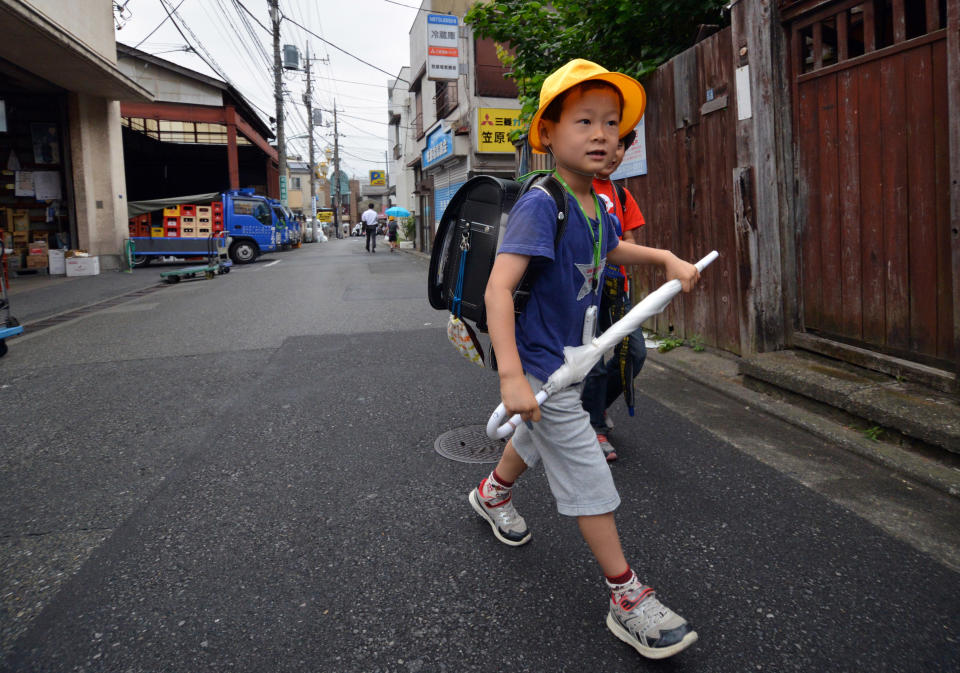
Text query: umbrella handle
695 250 719 273
486 389 550 440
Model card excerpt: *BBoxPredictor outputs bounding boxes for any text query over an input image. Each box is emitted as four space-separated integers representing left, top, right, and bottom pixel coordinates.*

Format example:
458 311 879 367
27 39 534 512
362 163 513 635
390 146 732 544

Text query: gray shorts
512 374 621 517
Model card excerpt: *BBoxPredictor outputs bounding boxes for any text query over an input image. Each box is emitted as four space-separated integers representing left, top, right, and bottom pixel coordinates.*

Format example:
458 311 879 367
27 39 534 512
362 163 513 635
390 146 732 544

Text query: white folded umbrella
487 251 719 439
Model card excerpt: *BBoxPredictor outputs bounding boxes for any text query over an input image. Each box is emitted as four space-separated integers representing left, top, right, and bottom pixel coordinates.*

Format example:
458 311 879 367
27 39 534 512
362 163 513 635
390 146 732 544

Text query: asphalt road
1 239 957 672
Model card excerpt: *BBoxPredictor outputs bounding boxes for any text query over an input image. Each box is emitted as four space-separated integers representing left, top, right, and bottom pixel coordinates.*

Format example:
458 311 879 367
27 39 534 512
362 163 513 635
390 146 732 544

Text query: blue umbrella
385 206 411 217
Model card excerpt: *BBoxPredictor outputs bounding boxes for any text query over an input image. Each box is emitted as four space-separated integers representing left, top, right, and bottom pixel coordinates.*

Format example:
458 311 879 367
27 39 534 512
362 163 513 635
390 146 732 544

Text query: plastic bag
447 315 484 366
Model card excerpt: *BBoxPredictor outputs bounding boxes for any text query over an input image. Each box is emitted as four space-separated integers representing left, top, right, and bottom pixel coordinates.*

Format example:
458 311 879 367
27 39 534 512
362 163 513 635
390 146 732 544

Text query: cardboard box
48 249 65 274
65 256 100 277
28 241 48 255
26 254 47 269
12 210 30 231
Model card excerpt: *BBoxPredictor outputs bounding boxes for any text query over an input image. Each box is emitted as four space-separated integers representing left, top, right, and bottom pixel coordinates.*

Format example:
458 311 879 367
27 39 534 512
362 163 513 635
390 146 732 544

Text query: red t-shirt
592 178 645 235
593 178 644 283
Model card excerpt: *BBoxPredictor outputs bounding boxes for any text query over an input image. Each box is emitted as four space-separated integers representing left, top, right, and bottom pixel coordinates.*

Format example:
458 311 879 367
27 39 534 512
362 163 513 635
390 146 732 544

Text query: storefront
422 123 468 249
0 84 74 261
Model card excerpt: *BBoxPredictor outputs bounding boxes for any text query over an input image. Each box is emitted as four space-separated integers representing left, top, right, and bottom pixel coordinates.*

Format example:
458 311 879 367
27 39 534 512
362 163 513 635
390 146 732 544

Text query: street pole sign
279 175 288 205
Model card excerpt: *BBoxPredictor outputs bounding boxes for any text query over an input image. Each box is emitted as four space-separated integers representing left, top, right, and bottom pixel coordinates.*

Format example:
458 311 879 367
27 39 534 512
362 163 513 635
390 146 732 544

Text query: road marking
264 260 280 268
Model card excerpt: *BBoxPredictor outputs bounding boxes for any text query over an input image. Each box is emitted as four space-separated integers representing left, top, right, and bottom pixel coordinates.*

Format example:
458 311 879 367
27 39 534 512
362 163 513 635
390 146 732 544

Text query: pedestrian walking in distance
362 203 378 253
469 58 701 660
387 217 399 252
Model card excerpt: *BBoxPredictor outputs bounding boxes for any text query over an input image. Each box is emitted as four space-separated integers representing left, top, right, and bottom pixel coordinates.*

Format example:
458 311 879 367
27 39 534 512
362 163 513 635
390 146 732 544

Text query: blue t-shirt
498 187 621 381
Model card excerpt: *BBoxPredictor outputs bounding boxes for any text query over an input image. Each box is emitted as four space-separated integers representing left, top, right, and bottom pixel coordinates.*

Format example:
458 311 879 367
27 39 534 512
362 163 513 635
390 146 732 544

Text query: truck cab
222 189 282 263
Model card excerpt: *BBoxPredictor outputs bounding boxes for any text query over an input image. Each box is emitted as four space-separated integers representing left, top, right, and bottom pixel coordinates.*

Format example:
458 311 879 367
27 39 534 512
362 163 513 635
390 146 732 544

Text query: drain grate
21 284 167 334
434 425 506 464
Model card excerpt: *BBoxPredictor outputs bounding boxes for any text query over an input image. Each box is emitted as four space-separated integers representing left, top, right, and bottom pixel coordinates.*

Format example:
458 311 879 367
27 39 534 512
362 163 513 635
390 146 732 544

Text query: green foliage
863 426 884 442
657 335 685 353
689 333 705 352
401 215 416 241
465 0 729 138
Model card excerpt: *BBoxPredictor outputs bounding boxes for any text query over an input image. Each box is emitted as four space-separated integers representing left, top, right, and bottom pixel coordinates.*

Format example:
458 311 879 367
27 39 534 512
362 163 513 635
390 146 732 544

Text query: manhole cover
435 425 506 463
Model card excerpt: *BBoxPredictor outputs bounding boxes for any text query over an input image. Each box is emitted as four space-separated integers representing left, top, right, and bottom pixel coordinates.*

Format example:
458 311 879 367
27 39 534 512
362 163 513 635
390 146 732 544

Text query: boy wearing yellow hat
468 59 701 659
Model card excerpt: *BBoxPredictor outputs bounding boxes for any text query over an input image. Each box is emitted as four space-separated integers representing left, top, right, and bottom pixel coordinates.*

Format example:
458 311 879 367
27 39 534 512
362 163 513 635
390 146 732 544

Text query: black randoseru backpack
427 173 567 334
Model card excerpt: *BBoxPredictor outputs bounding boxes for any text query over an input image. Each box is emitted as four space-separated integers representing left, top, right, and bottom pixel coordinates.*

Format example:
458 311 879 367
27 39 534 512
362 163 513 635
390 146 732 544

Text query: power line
279 13 409 84
133 0 188 49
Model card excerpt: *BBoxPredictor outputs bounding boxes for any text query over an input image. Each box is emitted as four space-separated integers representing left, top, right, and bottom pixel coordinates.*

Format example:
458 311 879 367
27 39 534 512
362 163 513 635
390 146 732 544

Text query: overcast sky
114 0 421 180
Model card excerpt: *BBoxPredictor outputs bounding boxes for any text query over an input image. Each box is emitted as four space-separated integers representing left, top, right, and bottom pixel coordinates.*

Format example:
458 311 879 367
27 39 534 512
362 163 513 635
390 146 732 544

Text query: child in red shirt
582 130 648 460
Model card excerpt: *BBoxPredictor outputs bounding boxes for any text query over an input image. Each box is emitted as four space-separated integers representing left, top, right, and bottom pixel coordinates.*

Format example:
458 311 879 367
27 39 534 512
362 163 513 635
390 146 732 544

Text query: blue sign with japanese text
422 125 453 169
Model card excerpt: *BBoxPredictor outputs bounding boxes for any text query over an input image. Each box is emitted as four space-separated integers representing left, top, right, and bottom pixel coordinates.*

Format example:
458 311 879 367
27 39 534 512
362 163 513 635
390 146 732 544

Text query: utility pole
333 101 341 238
384 150 389 209
269 0 286 204
304 44 316 222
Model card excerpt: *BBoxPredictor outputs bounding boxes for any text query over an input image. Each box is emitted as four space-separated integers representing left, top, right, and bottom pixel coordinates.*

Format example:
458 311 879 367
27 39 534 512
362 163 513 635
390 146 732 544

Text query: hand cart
0 247 23 358
159 232 232 284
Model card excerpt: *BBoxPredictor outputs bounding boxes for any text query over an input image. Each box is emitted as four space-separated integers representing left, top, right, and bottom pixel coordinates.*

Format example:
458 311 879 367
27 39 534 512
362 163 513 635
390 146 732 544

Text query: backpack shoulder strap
511 173 568 316
615 183 626 214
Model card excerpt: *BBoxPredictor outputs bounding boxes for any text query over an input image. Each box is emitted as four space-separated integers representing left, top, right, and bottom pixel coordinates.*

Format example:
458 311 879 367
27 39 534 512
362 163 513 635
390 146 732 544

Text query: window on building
435 80 458 119
411 74 424 139
474 37 518 98
290 176 302 190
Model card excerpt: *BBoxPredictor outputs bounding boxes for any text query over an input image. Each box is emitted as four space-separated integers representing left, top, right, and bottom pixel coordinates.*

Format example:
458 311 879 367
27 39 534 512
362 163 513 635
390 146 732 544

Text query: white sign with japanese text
427 14 459 82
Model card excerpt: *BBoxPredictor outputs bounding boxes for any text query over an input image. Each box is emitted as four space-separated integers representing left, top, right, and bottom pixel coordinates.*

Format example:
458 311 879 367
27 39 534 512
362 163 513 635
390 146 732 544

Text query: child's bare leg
578 513 628 577
493 438 528 483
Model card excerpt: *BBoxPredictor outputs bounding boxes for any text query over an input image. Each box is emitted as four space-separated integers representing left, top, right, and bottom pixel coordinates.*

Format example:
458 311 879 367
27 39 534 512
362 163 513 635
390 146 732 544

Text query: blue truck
130 189 288 265
224 189 285 263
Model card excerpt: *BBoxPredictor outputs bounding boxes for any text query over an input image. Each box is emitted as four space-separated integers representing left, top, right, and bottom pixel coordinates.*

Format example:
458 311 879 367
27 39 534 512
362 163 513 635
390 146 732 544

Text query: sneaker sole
468 489 531 547
605 613 698 660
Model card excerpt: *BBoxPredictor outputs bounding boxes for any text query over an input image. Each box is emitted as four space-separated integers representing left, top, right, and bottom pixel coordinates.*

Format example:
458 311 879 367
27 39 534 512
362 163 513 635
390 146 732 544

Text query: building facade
0 0 152 270
395 0 520 252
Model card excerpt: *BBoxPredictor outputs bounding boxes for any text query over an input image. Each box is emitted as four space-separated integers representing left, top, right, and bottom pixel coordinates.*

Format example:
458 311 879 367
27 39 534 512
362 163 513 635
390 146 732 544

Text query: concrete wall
68 94 129 268
25 0 116 62
116 56 223 106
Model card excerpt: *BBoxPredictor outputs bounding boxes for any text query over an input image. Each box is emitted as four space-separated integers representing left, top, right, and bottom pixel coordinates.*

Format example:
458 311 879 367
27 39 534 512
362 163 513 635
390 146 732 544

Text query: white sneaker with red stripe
468 478 531 546
606 574 698 659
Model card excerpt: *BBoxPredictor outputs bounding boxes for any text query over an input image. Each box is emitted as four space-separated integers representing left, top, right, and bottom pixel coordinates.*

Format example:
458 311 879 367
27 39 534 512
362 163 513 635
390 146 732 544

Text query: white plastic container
65 256 100 277
47 249 66 275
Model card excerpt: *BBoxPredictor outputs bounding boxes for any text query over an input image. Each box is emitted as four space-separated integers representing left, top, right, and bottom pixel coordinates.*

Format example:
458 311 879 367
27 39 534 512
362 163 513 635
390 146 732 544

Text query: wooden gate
626 27 743 355
785 0 955 369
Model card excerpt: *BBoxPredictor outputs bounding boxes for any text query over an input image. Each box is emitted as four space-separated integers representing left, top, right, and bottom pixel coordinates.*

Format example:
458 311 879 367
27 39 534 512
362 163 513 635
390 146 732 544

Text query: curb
647 349 960 500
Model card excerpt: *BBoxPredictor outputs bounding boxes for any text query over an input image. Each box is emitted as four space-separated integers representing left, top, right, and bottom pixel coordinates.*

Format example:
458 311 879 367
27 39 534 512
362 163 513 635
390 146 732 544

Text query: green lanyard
553 171 604 294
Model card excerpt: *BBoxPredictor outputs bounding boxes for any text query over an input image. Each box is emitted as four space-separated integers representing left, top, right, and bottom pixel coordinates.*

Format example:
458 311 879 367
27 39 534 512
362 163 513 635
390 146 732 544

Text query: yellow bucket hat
528 59 646 154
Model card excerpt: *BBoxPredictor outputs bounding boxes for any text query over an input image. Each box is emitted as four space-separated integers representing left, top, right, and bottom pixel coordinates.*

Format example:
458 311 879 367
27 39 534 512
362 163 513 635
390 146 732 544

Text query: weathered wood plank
931 38 954 362
817 73 843 334
946 0 960 382
880 54 910 351
797 79 822 331
836 68 862 340
892 0 906 44
904 44 938 357
858 60 887 346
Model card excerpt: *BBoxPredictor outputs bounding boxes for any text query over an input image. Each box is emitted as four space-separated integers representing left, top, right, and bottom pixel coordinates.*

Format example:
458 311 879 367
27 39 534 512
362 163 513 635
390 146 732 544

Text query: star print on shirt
575 260 605 300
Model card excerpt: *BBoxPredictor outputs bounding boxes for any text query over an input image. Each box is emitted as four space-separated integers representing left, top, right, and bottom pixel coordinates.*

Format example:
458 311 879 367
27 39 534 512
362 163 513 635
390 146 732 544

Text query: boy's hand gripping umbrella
486 251 719 440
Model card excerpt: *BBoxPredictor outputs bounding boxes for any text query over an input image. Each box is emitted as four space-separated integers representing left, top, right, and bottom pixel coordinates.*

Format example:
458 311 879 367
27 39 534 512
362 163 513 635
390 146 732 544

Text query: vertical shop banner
279 175 288 206
609 117 648 180
477 108 521 153
369 170 385 186
422 125 453 169
434 180 466 224
426 14 459 81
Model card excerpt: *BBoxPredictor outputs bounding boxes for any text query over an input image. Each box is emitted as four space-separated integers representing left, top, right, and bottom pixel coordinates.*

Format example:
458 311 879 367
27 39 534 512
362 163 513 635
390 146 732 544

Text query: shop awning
0 0 152 101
